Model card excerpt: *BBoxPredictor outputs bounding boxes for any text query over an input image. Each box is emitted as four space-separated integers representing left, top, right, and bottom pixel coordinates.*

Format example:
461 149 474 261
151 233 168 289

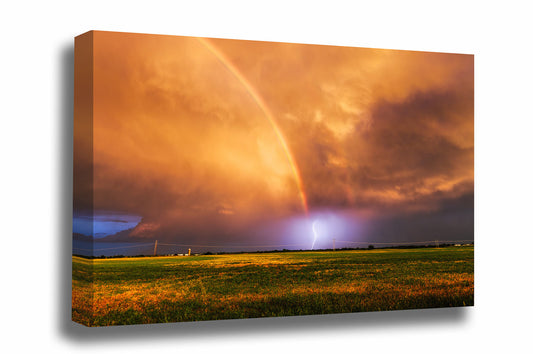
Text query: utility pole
333 238 336 251
153 240 158 256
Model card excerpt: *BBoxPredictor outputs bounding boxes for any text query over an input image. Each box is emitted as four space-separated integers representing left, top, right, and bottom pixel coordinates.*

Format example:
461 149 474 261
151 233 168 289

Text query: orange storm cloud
78 31 473 242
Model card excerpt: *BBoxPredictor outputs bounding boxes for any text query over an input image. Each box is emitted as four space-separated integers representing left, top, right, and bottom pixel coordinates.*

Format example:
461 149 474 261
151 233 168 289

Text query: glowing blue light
311 220 319 250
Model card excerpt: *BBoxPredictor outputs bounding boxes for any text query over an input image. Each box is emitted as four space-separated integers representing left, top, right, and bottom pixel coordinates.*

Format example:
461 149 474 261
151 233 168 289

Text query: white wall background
1 1 532 353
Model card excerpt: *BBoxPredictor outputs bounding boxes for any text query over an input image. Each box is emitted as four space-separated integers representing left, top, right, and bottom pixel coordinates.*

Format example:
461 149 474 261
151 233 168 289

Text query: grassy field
72 246 474 326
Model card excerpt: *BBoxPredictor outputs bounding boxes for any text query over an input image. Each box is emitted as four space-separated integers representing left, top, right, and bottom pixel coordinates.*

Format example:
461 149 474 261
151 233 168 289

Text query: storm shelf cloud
74 32 474 250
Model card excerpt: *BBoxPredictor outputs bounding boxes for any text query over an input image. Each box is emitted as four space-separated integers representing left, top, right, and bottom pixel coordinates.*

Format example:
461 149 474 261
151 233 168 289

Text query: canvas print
72 31 474 327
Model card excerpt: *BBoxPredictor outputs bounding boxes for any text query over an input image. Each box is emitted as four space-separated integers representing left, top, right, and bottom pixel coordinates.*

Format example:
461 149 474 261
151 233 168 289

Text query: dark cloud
360 192 474 244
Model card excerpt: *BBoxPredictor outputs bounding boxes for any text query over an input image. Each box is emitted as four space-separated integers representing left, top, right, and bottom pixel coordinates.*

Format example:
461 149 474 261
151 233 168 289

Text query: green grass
72 246 474 326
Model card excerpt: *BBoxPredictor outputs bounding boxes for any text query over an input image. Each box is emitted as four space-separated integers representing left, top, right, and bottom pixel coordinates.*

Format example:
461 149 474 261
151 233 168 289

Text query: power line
72 243 154 252
335 239 474 245
73 239 474 253
156 242 308 248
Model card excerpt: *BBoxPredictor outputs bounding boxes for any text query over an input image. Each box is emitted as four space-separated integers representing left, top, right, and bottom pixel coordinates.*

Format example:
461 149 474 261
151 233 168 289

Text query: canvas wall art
72 31 474 327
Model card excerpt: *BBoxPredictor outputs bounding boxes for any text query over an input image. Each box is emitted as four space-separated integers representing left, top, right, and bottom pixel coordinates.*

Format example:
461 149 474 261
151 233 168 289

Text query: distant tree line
72 242 473 259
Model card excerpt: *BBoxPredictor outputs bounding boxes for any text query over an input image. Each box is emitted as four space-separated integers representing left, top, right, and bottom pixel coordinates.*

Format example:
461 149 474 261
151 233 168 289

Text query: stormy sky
74 31 473 250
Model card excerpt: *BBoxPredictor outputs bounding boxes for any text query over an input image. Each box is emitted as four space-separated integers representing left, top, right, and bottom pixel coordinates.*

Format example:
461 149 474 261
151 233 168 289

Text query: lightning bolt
312 220 319 250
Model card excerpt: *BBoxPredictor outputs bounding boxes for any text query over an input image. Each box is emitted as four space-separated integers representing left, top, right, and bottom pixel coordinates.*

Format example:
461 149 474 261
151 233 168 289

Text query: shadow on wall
57 38 470 341
63 306 469 341
57 41 74 339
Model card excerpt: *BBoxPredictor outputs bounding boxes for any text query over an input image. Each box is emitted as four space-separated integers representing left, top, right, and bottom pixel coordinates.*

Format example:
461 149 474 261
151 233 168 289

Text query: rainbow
197 37 309 216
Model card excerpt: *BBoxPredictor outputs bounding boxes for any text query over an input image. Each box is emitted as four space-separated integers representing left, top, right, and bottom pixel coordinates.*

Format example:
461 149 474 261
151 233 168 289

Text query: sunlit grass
72 247 474 326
